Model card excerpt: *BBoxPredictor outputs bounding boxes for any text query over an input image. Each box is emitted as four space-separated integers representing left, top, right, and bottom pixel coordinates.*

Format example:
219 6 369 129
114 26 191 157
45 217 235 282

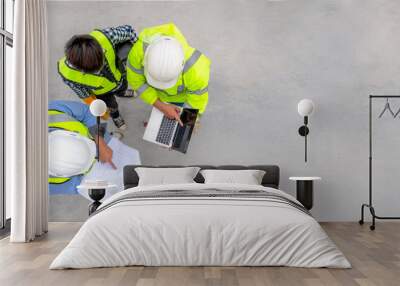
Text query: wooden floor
0 222 399 286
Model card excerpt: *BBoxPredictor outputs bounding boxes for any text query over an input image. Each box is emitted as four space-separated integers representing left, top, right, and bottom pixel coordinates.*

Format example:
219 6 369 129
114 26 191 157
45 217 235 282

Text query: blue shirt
48 100 109 195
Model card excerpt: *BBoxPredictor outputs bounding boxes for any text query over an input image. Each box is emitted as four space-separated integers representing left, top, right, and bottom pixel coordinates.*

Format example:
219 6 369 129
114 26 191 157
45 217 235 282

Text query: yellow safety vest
58 30 123 96
126 23 211 114
48 110 94 184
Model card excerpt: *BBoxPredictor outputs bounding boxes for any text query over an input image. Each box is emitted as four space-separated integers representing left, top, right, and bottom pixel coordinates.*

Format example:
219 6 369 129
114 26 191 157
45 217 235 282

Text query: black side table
289 177 321 210
77 183 116 215
88 188 106 215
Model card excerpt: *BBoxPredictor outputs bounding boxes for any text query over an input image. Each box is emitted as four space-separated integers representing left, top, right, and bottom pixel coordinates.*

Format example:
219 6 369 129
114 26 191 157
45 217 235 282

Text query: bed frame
123 165 280 189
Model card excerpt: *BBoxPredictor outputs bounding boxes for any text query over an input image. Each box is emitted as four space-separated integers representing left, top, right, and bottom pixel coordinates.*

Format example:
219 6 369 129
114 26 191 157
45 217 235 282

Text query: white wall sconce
297 99 315 162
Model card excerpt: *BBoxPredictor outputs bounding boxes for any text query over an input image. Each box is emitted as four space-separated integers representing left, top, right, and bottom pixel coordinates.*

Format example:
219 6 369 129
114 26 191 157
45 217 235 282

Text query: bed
50 165 350 269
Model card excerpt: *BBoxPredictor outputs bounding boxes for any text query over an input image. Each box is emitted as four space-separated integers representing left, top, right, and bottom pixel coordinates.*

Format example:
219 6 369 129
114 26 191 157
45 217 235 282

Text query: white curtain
7 0 49 242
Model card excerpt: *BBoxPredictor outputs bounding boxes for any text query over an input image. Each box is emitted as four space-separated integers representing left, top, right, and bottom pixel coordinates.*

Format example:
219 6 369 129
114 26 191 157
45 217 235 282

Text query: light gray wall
47 0 400 221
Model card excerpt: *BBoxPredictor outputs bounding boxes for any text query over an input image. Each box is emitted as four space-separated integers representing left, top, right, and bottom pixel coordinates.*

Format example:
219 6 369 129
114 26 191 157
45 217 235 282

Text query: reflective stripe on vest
136 83 150 97
127 61 144 75
183 50 202 74
48 176 70 184
57 30 122 96
188 86 208 95
174 50 202 95
90 30 122 83
48 110 91 138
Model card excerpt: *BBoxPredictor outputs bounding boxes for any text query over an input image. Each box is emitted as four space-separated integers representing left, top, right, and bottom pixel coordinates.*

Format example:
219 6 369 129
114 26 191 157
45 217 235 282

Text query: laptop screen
181 109 198 126
172 108 198 153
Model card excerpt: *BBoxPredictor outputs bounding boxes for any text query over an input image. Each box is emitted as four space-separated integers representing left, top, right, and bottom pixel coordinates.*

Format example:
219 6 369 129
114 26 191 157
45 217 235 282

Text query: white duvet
50 183 351 269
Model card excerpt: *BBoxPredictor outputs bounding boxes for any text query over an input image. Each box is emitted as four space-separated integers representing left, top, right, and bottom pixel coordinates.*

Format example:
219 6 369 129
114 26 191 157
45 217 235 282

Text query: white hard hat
48 130 96 178
144 36 185 89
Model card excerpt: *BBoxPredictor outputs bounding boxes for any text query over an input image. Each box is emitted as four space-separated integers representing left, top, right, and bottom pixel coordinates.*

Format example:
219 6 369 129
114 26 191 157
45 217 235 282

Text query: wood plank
0 222 399 286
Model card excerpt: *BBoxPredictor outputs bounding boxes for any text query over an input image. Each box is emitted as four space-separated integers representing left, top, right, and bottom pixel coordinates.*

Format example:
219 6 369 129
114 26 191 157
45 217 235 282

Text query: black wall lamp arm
96 116 100 162
298 116 309 162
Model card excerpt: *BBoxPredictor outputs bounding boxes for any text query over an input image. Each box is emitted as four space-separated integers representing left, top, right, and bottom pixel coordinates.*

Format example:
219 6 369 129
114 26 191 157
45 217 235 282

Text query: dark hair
65 34 104 73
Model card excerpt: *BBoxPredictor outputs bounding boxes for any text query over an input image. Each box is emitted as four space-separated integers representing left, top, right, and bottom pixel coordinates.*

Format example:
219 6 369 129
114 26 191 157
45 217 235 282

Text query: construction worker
58 25 138 130
48 100 115 195
126 23 211 124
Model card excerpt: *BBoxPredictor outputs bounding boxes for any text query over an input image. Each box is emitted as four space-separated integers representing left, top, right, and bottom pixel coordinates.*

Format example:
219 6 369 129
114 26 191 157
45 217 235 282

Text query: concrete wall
47 0 400 221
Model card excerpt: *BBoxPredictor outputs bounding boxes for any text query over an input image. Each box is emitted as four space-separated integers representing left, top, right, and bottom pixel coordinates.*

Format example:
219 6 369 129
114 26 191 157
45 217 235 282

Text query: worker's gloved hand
98 137 117 169
154 100 183 126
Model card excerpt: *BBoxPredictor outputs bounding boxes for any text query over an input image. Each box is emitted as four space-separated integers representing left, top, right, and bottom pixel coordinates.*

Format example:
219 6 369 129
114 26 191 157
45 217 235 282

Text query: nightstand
77 181 117 215
289 177 321 210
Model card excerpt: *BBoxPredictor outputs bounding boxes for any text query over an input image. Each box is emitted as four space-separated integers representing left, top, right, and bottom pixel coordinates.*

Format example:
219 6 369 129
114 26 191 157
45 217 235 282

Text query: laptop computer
143 107 198 153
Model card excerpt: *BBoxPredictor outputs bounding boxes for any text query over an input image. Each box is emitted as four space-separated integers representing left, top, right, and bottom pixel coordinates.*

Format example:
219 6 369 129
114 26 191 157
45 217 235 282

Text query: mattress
50 183 350 269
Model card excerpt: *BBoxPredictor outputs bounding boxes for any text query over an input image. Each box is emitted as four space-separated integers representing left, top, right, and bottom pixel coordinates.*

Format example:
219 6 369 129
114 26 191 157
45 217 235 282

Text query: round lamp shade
297 99 315 116
89 99 107 117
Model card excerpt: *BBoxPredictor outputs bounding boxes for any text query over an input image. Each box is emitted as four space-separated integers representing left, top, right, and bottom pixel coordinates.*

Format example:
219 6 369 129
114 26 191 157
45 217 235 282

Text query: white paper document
78 138 141 201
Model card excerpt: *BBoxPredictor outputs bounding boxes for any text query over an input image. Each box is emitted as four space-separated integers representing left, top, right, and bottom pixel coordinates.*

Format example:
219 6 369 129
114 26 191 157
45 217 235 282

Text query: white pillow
200 169 266 185
135 167 200 186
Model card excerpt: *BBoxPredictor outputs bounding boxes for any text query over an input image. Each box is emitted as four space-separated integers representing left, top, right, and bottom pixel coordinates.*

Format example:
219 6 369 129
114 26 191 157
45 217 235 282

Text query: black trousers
96 78 128 119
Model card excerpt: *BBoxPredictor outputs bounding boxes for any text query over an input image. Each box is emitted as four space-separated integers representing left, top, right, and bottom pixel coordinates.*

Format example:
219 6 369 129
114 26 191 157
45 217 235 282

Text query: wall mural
49 23 211 201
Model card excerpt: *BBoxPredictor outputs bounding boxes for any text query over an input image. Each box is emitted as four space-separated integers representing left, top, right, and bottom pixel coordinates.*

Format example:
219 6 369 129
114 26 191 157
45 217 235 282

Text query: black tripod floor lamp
89 99 107 162
86 99 108 215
